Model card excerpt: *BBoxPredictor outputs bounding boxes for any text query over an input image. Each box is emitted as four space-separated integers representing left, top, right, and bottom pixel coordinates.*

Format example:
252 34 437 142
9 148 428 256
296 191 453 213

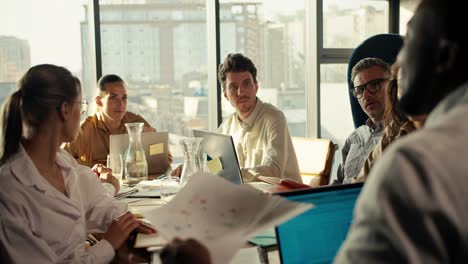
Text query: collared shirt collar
238 97 263 131
10 146 75 192
365 118 384 132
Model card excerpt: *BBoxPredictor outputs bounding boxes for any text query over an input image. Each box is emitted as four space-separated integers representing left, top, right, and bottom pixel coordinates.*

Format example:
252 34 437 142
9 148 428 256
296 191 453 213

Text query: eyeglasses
351 78 388 99
78 100 88 115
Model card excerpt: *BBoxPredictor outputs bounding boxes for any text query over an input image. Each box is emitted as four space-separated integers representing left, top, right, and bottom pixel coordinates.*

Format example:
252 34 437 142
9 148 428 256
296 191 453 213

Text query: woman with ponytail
0 64 155 263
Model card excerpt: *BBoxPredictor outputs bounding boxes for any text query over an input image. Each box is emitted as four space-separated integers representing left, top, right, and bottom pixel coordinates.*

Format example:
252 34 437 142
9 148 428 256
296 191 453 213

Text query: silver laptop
192 130 243 184
110 132 170 176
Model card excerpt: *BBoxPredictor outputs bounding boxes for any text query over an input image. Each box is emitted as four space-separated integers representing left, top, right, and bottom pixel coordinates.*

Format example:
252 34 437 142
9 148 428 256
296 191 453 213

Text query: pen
157 174 167 179
115 188 139 199
127 195 161 199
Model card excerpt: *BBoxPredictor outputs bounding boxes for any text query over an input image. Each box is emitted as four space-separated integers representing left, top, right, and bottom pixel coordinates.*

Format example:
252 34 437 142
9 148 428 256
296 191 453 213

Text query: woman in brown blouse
63 74 156 167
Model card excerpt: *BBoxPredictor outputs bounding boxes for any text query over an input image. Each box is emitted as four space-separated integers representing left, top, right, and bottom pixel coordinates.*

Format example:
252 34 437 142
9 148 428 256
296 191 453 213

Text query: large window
0 0 92 102
94 1 209 160
323 0 389 49
95 1 209 138
219 0 307 137
320 64 354 145
320 0 390 181
400 0 417 35
0 0 404 173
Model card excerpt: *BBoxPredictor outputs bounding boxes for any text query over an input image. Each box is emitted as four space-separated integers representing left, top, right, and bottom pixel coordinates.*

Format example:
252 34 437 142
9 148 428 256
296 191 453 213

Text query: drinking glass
160 176 180 204
107 154 123 182
179 137 203 187
124 122 148 186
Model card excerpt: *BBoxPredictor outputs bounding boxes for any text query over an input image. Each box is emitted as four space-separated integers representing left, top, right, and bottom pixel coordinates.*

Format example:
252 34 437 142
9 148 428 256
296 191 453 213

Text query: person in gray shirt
336 58 390 184
335 0 468 262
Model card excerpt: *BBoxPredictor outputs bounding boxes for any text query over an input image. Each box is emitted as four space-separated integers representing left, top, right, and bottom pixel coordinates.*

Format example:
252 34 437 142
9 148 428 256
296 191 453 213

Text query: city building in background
1 0 416 180
0 36 30 101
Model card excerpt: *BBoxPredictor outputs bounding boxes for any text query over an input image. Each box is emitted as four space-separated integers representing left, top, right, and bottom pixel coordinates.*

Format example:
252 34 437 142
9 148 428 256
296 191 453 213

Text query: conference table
112 183 281 264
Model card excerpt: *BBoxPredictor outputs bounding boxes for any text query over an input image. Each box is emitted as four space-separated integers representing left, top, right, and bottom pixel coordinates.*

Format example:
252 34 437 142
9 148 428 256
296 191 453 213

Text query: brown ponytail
0 64 79 165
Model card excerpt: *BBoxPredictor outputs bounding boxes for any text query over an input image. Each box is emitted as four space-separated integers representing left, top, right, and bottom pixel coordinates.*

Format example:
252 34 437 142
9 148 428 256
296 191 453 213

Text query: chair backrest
292 137 336 187
347 33 404 128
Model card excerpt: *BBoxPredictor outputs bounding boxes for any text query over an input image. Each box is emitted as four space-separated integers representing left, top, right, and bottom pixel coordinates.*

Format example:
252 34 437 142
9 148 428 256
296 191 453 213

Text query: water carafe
124 122 148 186
179 137 203 187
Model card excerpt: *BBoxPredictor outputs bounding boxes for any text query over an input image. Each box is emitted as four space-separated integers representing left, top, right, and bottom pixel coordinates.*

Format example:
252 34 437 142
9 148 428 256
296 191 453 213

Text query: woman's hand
100 174 120 194
91 163 111 177
136 221 157 234
103 212 140 250
92 163 120 193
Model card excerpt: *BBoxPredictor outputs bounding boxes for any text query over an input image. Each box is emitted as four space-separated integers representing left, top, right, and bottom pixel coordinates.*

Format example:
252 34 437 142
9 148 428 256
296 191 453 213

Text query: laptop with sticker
110 132 170 176
192 130 243 184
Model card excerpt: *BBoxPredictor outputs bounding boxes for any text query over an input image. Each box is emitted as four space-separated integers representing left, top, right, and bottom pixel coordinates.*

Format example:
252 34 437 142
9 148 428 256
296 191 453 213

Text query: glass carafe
179 137 203 187
124 122 148 186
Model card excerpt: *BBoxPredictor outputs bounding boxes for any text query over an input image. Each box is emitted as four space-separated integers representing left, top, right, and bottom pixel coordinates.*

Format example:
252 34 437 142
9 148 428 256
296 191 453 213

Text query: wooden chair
292 137 337 187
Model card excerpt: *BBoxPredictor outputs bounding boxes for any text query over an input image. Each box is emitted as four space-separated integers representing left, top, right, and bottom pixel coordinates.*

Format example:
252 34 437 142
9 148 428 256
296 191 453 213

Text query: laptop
275 183 363 264
110 132 170 176
192 130 243 184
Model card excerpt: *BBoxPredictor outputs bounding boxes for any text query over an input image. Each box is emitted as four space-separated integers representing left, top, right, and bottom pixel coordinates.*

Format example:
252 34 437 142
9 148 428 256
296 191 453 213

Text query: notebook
109 132 170 176
192 130 243 184
275 183 363 264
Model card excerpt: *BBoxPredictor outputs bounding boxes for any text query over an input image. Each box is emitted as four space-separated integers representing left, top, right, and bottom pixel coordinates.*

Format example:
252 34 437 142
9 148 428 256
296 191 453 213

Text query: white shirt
335 82 468 263
218 98 301 182
0 146 127 263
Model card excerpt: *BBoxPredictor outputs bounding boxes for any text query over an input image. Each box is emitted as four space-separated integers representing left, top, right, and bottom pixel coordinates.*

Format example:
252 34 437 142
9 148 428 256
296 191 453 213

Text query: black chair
347 34 404 128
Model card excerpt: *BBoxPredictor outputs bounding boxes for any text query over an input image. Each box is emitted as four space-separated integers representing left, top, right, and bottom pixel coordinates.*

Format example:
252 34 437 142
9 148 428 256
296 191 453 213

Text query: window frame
314 0 399 137
91 0 400 137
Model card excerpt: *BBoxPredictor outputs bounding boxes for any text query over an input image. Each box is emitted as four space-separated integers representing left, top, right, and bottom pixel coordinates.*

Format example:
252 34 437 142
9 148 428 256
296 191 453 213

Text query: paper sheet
143 172 313 263
230 247 262 264
149 143 164 156
134 233 167 248
206 156 223 174
128 180 162 197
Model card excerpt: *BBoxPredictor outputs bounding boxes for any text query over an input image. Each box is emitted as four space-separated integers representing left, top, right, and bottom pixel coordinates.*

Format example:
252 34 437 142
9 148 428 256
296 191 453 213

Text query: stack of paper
142 172 313 263
130 180 162 198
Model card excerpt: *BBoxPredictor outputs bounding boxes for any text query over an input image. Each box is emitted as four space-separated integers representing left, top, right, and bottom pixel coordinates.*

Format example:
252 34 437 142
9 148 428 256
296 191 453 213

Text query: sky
1 0 305 75
1 0 86 73
1 0 409 74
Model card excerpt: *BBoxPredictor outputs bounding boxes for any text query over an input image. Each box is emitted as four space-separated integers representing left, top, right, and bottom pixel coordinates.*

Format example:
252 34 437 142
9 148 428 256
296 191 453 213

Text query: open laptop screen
192 130 243 185
275 183 363 264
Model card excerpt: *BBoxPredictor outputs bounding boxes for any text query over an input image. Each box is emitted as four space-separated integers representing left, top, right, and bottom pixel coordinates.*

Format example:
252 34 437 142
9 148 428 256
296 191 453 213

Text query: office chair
292 137 336 187
347 33 404 128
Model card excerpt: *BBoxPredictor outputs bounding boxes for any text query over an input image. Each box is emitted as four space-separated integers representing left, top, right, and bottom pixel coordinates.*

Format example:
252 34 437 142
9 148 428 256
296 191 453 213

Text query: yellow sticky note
149 143 164 156
207 157 223 174
129 208 144 219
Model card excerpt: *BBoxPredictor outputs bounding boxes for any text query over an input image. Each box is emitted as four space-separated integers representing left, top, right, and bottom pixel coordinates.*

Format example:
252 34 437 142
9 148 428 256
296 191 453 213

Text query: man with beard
337 58 391 184
335 0 468 262
217 53 301 183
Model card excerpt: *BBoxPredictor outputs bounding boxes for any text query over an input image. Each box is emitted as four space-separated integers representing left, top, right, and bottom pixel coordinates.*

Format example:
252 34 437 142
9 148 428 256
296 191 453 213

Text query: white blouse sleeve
75 165 127 234
0 206 116 264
